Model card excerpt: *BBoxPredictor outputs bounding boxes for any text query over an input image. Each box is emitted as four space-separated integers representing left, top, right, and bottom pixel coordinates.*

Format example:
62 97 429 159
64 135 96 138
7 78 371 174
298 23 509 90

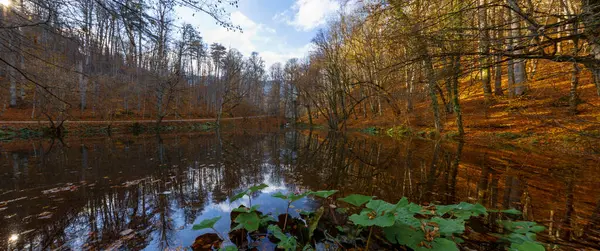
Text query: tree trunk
479 0 492 100
451 56 465 137
583 0 600 96
78 60 87 113
509 0 527 95
422 49 443 133
569 21 580 115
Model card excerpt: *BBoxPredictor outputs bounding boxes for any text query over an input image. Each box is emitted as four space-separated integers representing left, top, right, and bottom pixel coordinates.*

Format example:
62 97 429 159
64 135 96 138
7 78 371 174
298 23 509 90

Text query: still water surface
1 131 599 250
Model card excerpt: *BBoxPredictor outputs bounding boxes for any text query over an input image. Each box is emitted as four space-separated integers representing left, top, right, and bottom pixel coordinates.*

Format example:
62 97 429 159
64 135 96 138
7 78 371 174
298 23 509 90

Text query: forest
1 0 600 250
0 0 598 140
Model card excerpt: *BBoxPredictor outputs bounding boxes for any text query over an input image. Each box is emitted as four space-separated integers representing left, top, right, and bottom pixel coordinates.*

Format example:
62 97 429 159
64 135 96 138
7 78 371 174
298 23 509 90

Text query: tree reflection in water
0 131 598 249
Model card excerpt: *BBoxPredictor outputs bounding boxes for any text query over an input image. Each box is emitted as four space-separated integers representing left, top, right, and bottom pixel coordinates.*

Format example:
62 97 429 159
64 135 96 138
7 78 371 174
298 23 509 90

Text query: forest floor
308 60 600 155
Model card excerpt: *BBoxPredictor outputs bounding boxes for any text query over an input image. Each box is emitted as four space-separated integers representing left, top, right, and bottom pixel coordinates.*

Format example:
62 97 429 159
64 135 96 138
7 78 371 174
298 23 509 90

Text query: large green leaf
230 184 268 203
232 205 260 213
366 199 396 212
383 223 424 248
435 202 487 219
268 225 297 251
248 183 268 193
488 208 522 215
308 207 325 240
429 217 465 237
219 246 238 251
393 203 422 228
509 241 545 251
260 215 277 226
272 191 309 202
349 208 396 227
234 212 260 232
385 223 459 251
272 192 289 200
415 237 459 251
500 221 546 234
192 216 221 230
338 194 373 207
310 190 338 198
229 192 246 203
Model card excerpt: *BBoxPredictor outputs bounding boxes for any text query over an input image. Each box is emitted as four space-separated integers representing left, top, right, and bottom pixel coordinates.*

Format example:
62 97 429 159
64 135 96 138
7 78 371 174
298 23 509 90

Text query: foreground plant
192 188 545 251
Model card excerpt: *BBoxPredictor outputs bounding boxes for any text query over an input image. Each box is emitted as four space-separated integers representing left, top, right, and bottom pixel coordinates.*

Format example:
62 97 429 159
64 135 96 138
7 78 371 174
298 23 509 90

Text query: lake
1 130 599 250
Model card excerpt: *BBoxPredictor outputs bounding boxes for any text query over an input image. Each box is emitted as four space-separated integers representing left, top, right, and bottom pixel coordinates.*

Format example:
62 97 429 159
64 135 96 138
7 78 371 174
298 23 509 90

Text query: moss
360 127 380 135
386 125 411 138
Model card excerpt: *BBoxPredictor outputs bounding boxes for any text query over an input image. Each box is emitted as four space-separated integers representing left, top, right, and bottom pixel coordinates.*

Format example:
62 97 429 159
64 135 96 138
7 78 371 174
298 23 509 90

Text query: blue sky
175 0 349 67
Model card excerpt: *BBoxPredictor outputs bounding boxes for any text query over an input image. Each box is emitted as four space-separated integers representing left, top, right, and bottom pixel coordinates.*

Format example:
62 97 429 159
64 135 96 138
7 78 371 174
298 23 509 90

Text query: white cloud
177 8 313 70
275 0 341 31
200 11 273 55
260 43 314 67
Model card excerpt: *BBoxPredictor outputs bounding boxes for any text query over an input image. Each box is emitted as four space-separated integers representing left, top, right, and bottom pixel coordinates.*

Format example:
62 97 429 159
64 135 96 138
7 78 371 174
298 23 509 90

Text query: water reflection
0 131 598 250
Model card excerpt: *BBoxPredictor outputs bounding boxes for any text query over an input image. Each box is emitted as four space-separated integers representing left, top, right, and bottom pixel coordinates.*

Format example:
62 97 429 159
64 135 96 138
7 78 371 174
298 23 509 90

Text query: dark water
1 131 599 250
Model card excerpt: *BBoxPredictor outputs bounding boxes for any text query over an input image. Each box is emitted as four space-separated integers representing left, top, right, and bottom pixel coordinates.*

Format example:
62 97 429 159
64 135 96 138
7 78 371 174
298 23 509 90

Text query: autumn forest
1 0 600 250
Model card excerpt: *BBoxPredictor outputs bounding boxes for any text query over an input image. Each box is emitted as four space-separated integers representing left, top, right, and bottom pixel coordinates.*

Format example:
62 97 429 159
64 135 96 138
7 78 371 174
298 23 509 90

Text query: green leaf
272 191 309 202
310 190 338 198
308 207 325 240
429 217 465 236
509 241 545 251
230 192 246 203
393 204 422 228
192 216 221 230
385 223 459 251
338 194 373 207
219 246 238 251
234 212 260 232
289 192 310 202
248 183 268 193
500 221 546 234
260 215 277 225
272 192 289 200
366 199 396 213
417 237 459 251
231 223 244 231
349 209 395 227
435 202 487 220
489 208 522 215
232 205 260 213
383 223 424 248
268 225 297 251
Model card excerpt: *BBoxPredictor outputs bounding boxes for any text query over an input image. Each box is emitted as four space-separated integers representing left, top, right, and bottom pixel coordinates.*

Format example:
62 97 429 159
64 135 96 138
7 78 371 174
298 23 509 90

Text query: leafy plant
498 220 546 251
338 194 374 207
233 211 260 232
273 191 310 230
192 216 225 240
272 190 337 230
192 191 547 251
307 207 325 241
268 225 297 251
230 183 268 207
219 246 238 251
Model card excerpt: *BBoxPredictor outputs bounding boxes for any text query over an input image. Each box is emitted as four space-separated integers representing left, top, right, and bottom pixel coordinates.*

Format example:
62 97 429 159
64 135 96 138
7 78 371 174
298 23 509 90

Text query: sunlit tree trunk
583 0 600 96
508 0 527 96
478 0 492 100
